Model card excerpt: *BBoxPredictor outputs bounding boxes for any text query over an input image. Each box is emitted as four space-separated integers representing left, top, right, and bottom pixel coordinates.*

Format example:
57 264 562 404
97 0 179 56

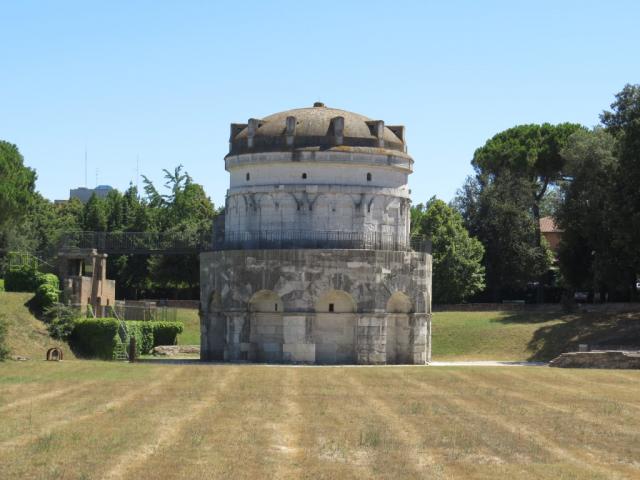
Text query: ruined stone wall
199 248 431 364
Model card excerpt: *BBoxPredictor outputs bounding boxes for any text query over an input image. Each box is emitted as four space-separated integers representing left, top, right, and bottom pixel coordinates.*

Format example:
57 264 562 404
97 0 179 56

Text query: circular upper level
227 103 408 157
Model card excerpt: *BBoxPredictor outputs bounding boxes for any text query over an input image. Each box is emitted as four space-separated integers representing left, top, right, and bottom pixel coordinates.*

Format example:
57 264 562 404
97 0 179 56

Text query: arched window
366 172 372 181
246 172 250 181
315 290 356 313
248 290 283 313
302 172 307 179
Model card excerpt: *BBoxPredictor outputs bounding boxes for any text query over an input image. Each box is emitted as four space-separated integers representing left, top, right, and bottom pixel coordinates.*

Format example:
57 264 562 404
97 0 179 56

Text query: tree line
0 161 216 299
412 84 640 303
1 84 639 303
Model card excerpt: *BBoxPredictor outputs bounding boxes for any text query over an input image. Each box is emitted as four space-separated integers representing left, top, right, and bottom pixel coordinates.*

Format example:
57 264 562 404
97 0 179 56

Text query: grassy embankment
0 361 639 479
0 292 72 360
0 291 197 359
432 309 640 361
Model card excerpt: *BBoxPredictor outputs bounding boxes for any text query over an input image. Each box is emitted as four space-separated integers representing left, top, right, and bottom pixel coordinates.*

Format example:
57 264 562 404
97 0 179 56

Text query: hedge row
70 318 120 360
5 266 58 292
70 318 184 360
5 267 60 309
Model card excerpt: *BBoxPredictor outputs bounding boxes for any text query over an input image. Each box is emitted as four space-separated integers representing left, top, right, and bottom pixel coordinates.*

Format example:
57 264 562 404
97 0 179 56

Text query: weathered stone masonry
200 249 431 364
200 103 432 364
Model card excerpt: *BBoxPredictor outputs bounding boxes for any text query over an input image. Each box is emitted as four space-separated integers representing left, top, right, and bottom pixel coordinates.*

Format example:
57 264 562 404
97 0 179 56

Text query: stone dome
228 103 406 156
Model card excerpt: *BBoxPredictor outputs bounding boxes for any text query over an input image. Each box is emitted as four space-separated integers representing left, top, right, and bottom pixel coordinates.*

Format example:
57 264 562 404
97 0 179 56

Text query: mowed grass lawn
0 361 639 480
431 310 640 362
175 308 199 345
431 311 562 361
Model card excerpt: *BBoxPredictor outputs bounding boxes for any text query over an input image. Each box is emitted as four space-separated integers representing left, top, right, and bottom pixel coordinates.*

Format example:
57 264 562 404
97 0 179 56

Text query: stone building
69 185 114 204
200 103 432 364
58 248 115 317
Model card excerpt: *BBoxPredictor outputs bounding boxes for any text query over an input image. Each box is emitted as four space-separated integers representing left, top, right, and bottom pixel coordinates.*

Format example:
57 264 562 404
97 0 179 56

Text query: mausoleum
200 103 432 364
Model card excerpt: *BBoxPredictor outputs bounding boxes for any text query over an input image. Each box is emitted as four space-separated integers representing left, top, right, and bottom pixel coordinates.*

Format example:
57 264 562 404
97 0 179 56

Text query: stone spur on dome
200 103 432 365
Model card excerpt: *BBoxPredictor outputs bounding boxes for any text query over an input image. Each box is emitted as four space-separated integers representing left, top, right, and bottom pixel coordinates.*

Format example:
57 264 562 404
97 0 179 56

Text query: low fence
140 299 199 310
113 301 178 321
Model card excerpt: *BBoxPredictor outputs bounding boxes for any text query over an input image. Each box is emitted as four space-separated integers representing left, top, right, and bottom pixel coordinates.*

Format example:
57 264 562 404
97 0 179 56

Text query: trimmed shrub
151 321 184 347
70 318 120 360
44 304 80 341
124 321 155 356
37 273 59 290
5 267 60 309
125 321 184 355
4 266 40 292
35 283 59 310
69 319 184 359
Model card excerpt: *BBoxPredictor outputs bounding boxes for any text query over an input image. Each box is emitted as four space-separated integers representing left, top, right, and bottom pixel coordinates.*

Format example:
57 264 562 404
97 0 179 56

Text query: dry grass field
1 361 639 480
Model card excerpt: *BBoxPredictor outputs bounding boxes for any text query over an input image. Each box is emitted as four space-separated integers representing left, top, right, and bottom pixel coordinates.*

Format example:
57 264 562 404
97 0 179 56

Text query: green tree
414 198 485 303
83 194 109 231
0 141 37 253
143 166 215 297
472 123 583 247
601 84 640 295
454 172 551 301
556 128 619 296
1 191 84 265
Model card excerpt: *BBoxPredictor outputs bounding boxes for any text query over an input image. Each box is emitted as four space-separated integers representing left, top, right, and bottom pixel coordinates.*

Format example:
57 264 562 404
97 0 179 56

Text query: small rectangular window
329 303 335 312
274 304 278 312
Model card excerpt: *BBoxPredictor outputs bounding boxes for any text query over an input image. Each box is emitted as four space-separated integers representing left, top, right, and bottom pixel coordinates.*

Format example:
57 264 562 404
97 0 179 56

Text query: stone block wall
200 248 431 364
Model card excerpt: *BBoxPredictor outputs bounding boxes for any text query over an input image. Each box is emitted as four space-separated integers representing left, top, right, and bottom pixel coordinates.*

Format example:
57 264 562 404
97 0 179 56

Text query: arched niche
386 291 413 313
248 289 283 313
315 290 356 313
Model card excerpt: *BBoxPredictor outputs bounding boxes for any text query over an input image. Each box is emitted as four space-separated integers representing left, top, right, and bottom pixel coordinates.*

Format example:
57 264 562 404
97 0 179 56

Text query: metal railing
59 230 430 254
214 230 431 253
59 231 211 255
7 251 56 271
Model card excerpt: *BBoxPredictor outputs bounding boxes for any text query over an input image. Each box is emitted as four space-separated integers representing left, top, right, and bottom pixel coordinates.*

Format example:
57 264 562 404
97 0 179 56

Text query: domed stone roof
227 103 407 156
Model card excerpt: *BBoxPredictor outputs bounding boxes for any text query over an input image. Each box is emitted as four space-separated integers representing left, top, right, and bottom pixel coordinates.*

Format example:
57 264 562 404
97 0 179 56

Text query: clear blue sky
1 1 638 208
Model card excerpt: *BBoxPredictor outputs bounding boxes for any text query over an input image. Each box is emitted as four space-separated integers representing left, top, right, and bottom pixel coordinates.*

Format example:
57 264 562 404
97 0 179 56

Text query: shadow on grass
496 310 640 361
491 311 564 325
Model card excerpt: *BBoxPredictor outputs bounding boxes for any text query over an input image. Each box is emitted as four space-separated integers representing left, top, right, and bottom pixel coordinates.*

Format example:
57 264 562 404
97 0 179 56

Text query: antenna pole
84 147 88 187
